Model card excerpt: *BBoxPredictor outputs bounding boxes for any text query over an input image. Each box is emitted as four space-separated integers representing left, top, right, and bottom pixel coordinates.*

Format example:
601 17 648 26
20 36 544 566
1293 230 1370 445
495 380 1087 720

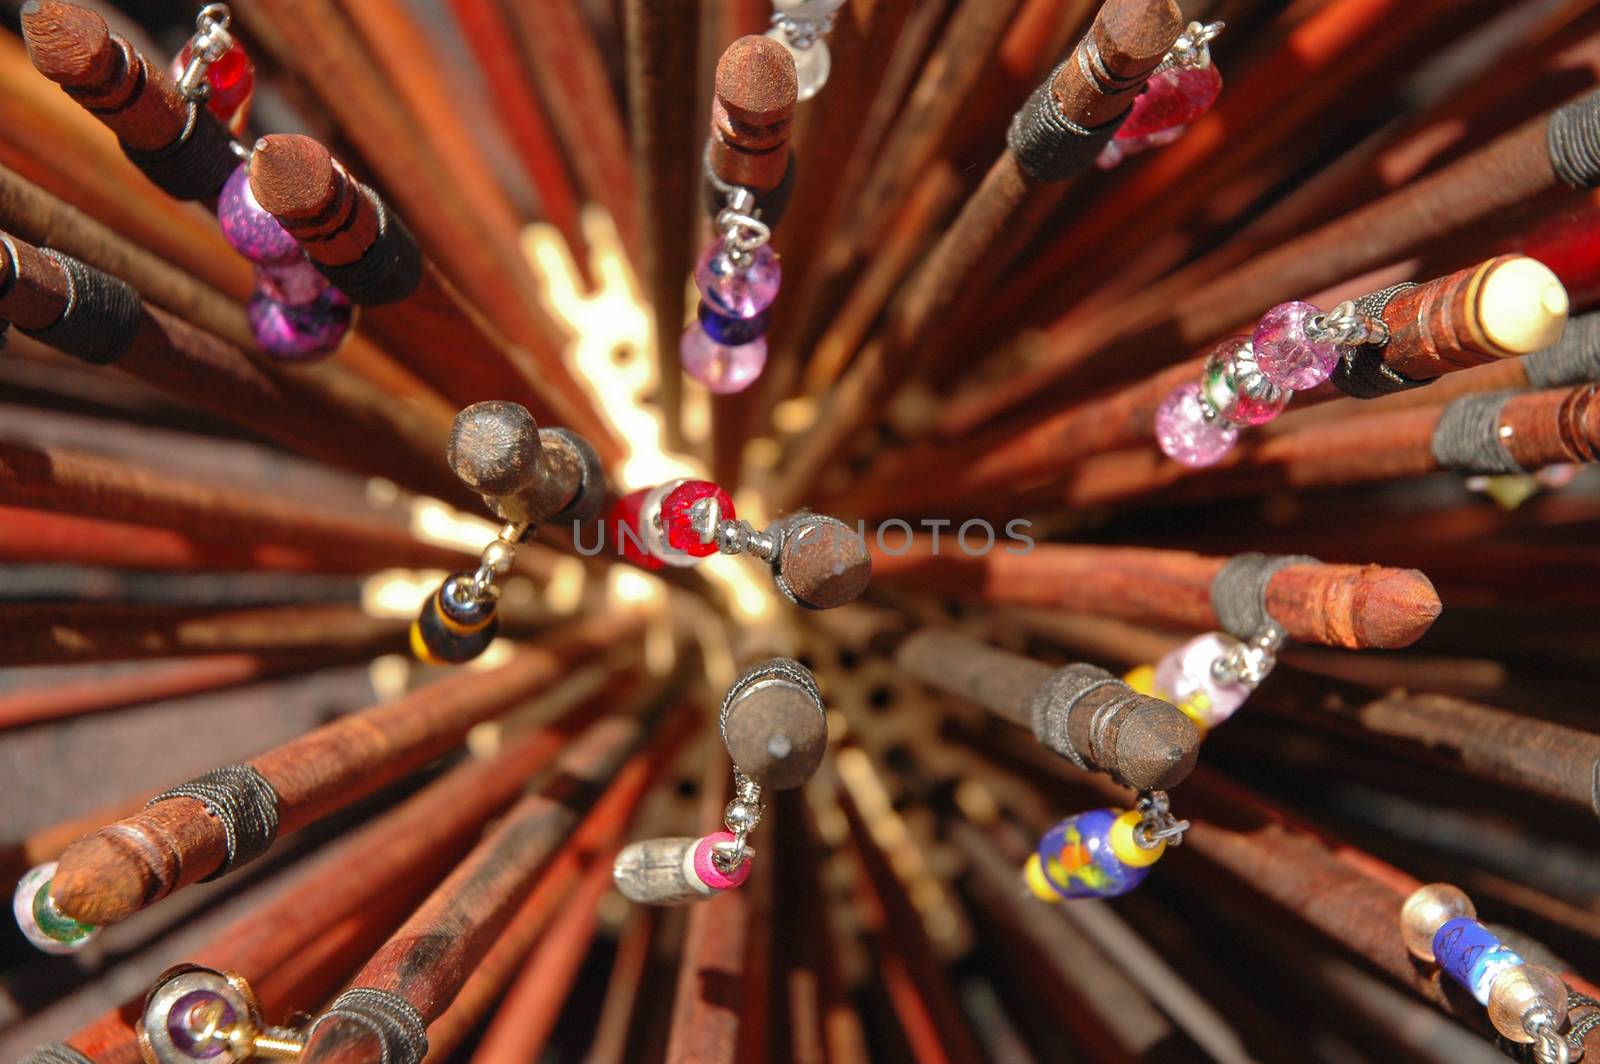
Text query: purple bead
680 321 767 394
256 258 330 307
695 239 781 318
1154 381 1238 467
698 301 770 345
166 989 236 1058
248 285 353 361
218 163 301 266
1253 301 1340 390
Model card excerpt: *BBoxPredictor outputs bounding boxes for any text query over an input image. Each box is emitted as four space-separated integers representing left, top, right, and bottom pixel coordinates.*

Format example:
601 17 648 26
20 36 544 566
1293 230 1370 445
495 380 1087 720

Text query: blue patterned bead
1434 917 1525 1005
1034 809 1152 900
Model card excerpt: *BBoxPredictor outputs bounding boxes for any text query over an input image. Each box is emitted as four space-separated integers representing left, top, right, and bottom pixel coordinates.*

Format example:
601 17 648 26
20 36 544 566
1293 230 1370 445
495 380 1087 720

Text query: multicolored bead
695 239 781 319
1252 301 1341 390
13 862 98 954
1201 338 1288 426
218 163 301 266
1024 808 1164 902
248 284 353 361
1155 381 1238 467
680 322 768 394
410 573 499 665
1153 633 1254 730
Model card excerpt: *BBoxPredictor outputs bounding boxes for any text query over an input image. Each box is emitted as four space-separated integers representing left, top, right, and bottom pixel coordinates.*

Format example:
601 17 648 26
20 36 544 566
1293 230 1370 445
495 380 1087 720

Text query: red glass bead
1117 64 1222 140
609 489 662 571
659 480 733 558
173 39 255 132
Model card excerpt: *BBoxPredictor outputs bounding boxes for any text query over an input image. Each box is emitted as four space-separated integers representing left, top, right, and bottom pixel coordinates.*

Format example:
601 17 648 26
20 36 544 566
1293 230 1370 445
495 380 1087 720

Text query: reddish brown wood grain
47 614 642 924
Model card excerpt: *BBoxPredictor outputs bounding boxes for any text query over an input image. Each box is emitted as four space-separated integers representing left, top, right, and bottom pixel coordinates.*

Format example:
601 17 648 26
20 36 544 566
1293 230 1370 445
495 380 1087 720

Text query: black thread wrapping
1330 283 1433 399
1210 553 1318 640
22 250 143 366
16 1045 94 1064
120 101 237 202
312 189 424 306
1030 662 1124 773
150 764 280 879
1525 310 1600 388
1006 59 1123 183
307 987 429 1064
1430 391 1523 475
543 428 607 524
1548 89 1600 189
702 140 796 226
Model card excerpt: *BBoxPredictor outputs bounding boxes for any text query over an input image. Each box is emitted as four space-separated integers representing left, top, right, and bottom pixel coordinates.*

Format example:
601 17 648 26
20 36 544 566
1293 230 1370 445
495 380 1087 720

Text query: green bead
33 881 94 945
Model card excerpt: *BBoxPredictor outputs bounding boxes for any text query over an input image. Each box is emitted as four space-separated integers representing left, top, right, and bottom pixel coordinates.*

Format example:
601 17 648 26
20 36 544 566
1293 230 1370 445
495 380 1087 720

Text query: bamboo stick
46 615 641 925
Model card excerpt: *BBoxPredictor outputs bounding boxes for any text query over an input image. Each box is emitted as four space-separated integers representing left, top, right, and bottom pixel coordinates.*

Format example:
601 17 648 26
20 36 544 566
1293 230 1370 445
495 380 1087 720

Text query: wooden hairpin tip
715 35 797 127
1278 564 1441 650
249 134 340 221
1092 0 1186 74
49 831 156 924
448 401 543 498
1479 256 1569 355
20 0 117 88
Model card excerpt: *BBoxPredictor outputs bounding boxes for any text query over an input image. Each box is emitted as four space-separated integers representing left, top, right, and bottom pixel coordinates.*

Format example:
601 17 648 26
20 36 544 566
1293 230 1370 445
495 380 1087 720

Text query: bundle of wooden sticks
3 0 1600 1061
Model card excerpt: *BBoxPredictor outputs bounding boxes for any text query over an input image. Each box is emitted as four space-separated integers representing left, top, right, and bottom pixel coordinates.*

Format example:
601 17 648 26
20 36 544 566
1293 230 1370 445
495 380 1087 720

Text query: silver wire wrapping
305 987 430 1064
1547 88 1600 190
1525 310 1600 388
1328 283 1432 399
148 764 281 879
718 771 763 873
15 1045 95 1064
1133 790 1190 849
1007 57 1121 183
313 187 424 305
1430 391 1524 476
1209 552 1317 643
22 248 143 366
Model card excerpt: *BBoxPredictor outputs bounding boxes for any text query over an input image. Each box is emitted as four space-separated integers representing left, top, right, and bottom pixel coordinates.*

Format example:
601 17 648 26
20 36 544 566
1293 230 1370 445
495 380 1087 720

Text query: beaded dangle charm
413 402 605 666
683 191 777 393
1156 301 1387 467
135 964 306 1063
619 478 872 609
1402 884 1575 1062
1098 20 1224 169
13 861 98 954
615 659 825 905
1024 791 1188 902
169 4 255 136
766 0 842 101
1127 622 1283 733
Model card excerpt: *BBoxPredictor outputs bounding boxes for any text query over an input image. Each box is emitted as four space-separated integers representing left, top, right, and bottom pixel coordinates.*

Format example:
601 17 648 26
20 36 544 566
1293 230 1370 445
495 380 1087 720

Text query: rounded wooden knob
774 514 872 610
448 401 542 498
719 658 826 790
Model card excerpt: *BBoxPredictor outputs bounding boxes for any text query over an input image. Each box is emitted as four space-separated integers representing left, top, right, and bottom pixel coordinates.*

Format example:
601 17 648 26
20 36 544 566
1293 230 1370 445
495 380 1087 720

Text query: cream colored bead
1400 883 1476 962
1487 963 1568 1043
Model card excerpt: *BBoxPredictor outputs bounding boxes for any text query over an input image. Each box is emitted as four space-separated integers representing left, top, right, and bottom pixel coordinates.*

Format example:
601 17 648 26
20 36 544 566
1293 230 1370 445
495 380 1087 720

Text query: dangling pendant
170 4 255 135
1024 792 1187 902
1098 20 1224 168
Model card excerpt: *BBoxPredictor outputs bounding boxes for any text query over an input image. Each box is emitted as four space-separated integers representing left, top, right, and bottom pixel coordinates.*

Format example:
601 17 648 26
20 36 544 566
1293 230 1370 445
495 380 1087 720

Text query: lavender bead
1154 633 1253 729
681 321 767 394
218 163 301 266
1154 381 1237 467
256 258 330 307
249 285 353 361
695 239 781 319
1253 301 1340 390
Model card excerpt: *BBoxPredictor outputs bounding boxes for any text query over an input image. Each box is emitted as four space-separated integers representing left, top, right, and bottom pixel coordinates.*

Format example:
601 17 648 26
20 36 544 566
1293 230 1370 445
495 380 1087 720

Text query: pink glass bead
218 164 301 266
1154 633 1252 729
1155 381 1238 467
1253 301 1340 390
695 239 781 318
248 286 352 361
256 259 330 307
1118 64 1222 140
1202 339 1288 426
660 480 734 557
692 832 751 891
1097 125 1187 169
681 321 767 394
